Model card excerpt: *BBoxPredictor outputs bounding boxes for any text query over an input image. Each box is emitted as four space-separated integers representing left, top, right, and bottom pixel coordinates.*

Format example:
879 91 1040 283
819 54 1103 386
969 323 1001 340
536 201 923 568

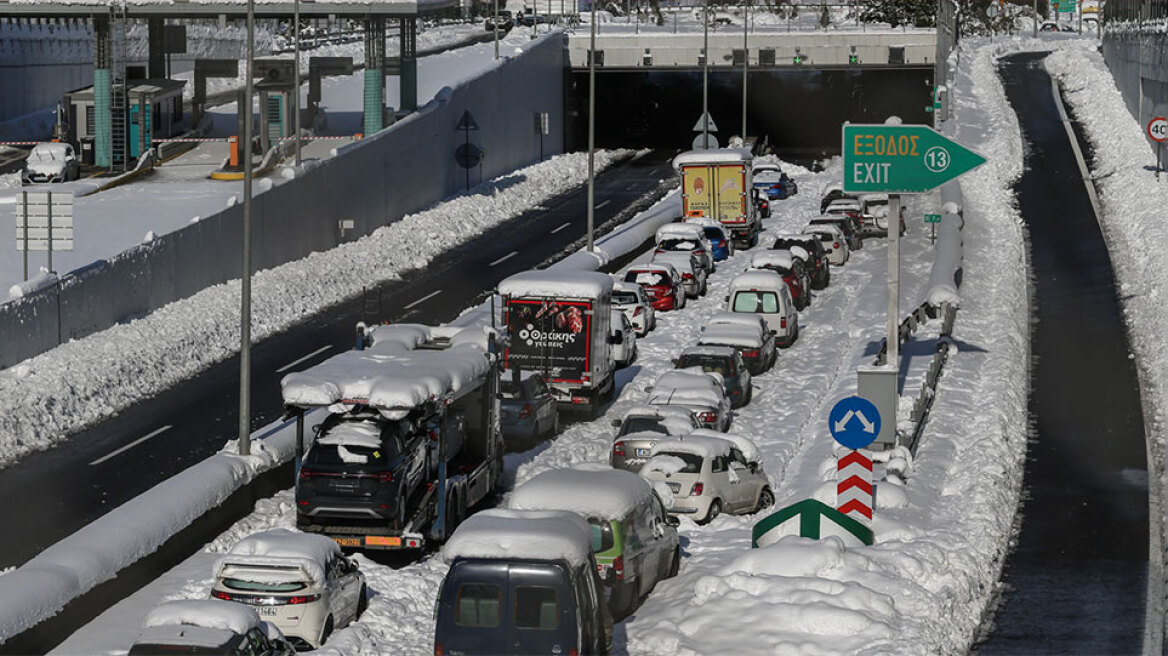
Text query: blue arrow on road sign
828 396 882 450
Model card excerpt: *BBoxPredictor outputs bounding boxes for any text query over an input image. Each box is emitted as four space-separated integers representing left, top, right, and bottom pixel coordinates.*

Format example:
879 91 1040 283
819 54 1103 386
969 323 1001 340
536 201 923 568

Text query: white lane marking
404 289 442 309
551 222 571 234
596 200 611 209
276 344 333 374
90 425 173 466
490 251 518 267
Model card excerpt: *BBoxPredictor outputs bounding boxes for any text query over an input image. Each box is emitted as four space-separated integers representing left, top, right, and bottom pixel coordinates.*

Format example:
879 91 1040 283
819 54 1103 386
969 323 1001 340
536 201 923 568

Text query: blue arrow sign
828 396 881 450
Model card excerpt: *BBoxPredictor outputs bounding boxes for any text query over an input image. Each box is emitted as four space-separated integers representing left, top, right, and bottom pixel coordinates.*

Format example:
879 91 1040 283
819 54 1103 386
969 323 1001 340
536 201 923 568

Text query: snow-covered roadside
1045 44 1168 645
0 149 629 468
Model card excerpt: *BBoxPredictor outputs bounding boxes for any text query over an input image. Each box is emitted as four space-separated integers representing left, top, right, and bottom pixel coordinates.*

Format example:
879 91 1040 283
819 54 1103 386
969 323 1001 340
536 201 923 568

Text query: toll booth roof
65 78 186 102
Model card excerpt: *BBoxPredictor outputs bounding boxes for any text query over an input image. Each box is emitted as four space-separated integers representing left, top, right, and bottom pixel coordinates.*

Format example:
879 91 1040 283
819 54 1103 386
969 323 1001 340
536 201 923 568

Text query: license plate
332 537 362 548
666 482 680 493
257 607 278 616
330 482 358 494
365 536 402 547
636 448 650 457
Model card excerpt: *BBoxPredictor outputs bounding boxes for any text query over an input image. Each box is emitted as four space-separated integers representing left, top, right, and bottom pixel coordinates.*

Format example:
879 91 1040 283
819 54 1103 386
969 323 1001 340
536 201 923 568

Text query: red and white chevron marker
837 449 874 524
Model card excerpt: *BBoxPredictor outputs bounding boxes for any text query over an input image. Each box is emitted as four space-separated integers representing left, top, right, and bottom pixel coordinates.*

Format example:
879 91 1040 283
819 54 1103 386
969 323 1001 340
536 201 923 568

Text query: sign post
843 123 985 435
15 191 74 277
1148 116 1167 182
924 212 941 244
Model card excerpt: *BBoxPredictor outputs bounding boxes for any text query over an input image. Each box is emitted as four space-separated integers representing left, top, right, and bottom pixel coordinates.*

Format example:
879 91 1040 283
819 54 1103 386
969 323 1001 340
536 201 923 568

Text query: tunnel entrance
566 67 933 158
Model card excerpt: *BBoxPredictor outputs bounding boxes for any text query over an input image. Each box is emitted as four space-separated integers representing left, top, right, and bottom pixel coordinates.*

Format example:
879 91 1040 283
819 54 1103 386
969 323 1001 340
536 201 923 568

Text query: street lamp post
293 0 301 166
741 0 748 141
494 0 500 59
587 1 597 252
702 0 709 147
239 0 256 456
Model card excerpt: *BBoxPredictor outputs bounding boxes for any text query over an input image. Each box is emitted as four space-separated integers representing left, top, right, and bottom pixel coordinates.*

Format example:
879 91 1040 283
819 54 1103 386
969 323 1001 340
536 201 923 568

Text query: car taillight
435 643 445 656
298 467 317 480
742 349 759 358
613 555 625 580
683 273 693 279
834 242 840 249
689 482 704 496
613 441 625 457
286 594 322 605
212 590 233 601
633 306 643 316
569 650 578 656
698 412 716 423
781 317 788 329
377 471 394 483
518 404 532 419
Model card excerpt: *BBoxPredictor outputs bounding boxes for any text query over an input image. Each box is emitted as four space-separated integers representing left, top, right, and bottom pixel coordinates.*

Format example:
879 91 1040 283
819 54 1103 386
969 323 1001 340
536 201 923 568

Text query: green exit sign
842 124 987 194
924 213 942 224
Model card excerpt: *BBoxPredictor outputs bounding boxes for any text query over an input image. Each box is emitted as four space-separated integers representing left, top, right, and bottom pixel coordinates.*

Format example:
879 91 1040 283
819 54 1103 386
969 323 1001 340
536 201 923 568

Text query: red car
623 263 686 311
748 251 808 311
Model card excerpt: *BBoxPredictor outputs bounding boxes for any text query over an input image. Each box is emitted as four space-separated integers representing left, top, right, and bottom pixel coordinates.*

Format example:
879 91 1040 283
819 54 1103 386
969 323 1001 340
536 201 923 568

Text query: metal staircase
109 3 129 172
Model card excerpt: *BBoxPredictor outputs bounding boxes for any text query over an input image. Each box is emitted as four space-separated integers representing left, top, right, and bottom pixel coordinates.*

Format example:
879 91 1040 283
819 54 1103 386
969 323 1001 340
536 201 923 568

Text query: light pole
586 1 597 252
702 0 709 147
293 0 301 166
494 0 500 59
239 0 256 456
741 0 748 141
1033 0 1038 37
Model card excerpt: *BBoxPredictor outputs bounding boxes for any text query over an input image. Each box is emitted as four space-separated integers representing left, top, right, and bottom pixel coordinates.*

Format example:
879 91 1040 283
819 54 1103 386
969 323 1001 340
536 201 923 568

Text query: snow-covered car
811 213 863 251
675 345 752 408
508 467 681 618
128 600 295 656
612 281 655 336
770 234 830 291
750 250 809 311
697 312 777 376
644 369 732 432
500 370 559 447
639 434 773 524
624 263 686 311
436 509 613 656
21 142 80 184
295 409 430 531
610 404 702 472
726 270 799 347
210 529 367 651
611 309 638 368
753 163 795 200
484 10 514 30
862 196 907 237
805 224 850 266
654 223 715 274
682 218 734 261
651 250 707 298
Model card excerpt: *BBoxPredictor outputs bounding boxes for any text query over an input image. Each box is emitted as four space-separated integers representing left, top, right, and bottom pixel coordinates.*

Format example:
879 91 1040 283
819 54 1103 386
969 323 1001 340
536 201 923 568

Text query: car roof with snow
728 270 786 290
705 312 769 331
698 323 766 349
627 262 678 277
281 323 491 416
805 225 844 239
611 281 646 297
672 148 753 168
619 404 697 422
651 251 699 270
137 600 263 648
30 142 71 158
648 370 725 407
678 344 739 360
508 466 658 520
649 435 734 460
215 528 343 585
656 223 706 241
750 251 795 271
689 429 761 463
443 508 594 567
498 270 613 299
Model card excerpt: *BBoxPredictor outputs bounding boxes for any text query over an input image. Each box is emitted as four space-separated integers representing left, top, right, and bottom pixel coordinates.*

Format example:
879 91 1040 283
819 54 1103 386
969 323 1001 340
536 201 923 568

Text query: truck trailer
673 148 762 248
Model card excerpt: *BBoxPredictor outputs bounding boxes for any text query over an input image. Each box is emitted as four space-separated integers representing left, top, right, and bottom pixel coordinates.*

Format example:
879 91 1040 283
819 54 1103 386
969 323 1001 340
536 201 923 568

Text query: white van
725 270 799 347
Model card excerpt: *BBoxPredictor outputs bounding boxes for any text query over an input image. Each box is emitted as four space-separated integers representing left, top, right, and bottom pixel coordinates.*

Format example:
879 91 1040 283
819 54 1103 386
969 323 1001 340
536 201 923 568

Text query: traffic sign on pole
828 396 881 450
1148 117 1167 142
842 124 987 194
924 213 942 224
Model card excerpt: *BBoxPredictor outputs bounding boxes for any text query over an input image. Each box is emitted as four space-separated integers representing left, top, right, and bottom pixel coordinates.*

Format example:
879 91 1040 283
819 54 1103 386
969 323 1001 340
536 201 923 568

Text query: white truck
673 148 762 248
497 270 617 417
281 323 504 552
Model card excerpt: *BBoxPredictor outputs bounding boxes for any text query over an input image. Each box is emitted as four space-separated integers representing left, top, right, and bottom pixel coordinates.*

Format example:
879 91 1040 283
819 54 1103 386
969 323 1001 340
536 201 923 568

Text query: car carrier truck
281 323 503 552
497 270 617 417
673 148 762 248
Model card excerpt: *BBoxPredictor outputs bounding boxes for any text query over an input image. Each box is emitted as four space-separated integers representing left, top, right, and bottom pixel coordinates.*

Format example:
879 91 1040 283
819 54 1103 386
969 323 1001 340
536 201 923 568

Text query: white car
726 270 800 347
210 529 367 650
654 222 715 274
644 369 732 432
639 433 772 524
611 309 638 368
805 225 850 266
22 142 81 184
612 280 655 336
128 599 294 655
610 404 702 471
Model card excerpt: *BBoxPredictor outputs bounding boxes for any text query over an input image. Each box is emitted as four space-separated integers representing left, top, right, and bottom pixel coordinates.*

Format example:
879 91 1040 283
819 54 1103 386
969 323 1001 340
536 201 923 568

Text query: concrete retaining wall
1102 27 1168 130
0 33 565 368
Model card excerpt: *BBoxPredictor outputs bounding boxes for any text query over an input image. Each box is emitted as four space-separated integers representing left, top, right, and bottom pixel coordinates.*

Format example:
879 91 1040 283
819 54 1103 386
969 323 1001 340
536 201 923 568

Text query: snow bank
8 269 59 300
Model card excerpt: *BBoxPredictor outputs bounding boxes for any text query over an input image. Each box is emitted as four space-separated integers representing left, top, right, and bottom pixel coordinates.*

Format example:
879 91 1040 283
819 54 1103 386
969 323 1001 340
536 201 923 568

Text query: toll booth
257 81 294 152
64 78 186 162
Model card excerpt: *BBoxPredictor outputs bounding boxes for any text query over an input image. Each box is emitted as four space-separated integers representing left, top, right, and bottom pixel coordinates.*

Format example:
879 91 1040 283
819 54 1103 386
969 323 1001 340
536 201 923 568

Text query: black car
295 408 429 530
772 235 831 291
500 371 560 449
675 345 752 408
485 10 514 30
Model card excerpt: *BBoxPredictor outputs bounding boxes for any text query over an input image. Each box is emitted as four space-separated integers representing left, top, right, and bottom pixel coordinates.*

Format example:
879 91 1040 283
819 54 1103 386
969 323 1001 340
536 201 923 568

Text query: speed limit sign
1149 117 1168 143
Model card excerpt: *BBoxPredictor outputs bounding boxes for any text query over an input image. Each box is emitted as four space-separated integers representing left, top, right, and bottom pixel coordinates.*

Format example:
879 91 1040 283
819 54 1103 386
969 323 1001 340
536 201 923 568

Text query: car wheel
678 292 687 309
700 278 708 295
396 493 409 530
320 615 334 647
744 385 753 405
357 584 369 616
757 488 775 512
667 547 681 578
609 579 638 620
701 499 722 525
550 412 560 436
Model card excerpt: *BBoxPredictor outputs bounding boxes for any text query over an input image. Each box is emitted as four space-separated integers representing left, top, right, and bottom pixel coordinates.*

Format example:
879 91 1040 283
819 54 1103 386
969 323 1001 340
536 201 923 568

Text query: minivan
725 271 799 347
435 509 613 655
508 467 681 619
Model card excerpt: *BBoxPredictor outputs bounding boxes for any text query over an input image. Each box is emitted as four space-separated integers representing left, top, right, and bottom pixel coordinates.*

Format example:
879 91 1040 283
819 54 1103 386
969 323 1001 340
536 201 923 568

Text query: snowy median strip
0 149 630 469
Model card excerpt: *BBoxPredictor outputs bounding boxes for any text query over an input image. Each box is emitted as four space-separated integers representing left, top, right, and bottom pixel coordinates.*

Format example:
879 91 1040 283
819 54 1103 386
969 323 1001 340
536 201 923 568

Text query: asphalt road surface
0 149 676 569
976 52 1149 655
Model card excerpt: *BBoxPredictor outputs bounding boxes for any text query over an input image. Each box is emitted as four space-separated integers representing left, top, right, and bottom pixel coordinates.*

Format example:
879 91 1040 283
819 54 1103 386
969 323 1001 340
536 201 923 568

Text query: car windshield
627 271 667 287
222 578 307 593
619 417 667 436
732 291 779 313
612 291 639 305
587 518 615 552
657 451 703 473
702 228 724 241
677 355 731 376
499 378 526 400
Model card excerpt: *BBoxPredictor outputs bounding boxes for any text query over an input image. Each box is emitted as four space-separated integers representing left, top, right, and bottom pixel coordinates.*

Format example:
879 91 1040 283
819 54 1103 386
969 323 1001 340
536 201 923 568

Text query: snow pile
0 149 629 468
0 173 20 190
8 269 59 300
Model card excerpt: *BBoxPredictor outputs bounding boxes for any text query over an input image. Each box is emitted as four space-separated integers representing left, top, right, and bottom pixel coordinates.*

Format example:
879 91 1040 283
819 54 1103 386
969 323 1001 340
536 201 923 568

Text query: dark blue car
686 222 732 261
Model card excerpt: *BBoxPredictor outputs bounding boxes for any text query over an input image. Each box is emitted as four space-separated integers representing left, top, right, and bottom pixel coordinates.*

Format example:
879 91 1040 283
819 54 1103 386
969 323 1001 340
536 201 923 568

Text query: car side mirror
770 330 777 336
611 419 622 428
670 358 678 366
610 332 624 345
644 385 654 393
723 295 730 302
666 515 680 527
750 463 759 474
